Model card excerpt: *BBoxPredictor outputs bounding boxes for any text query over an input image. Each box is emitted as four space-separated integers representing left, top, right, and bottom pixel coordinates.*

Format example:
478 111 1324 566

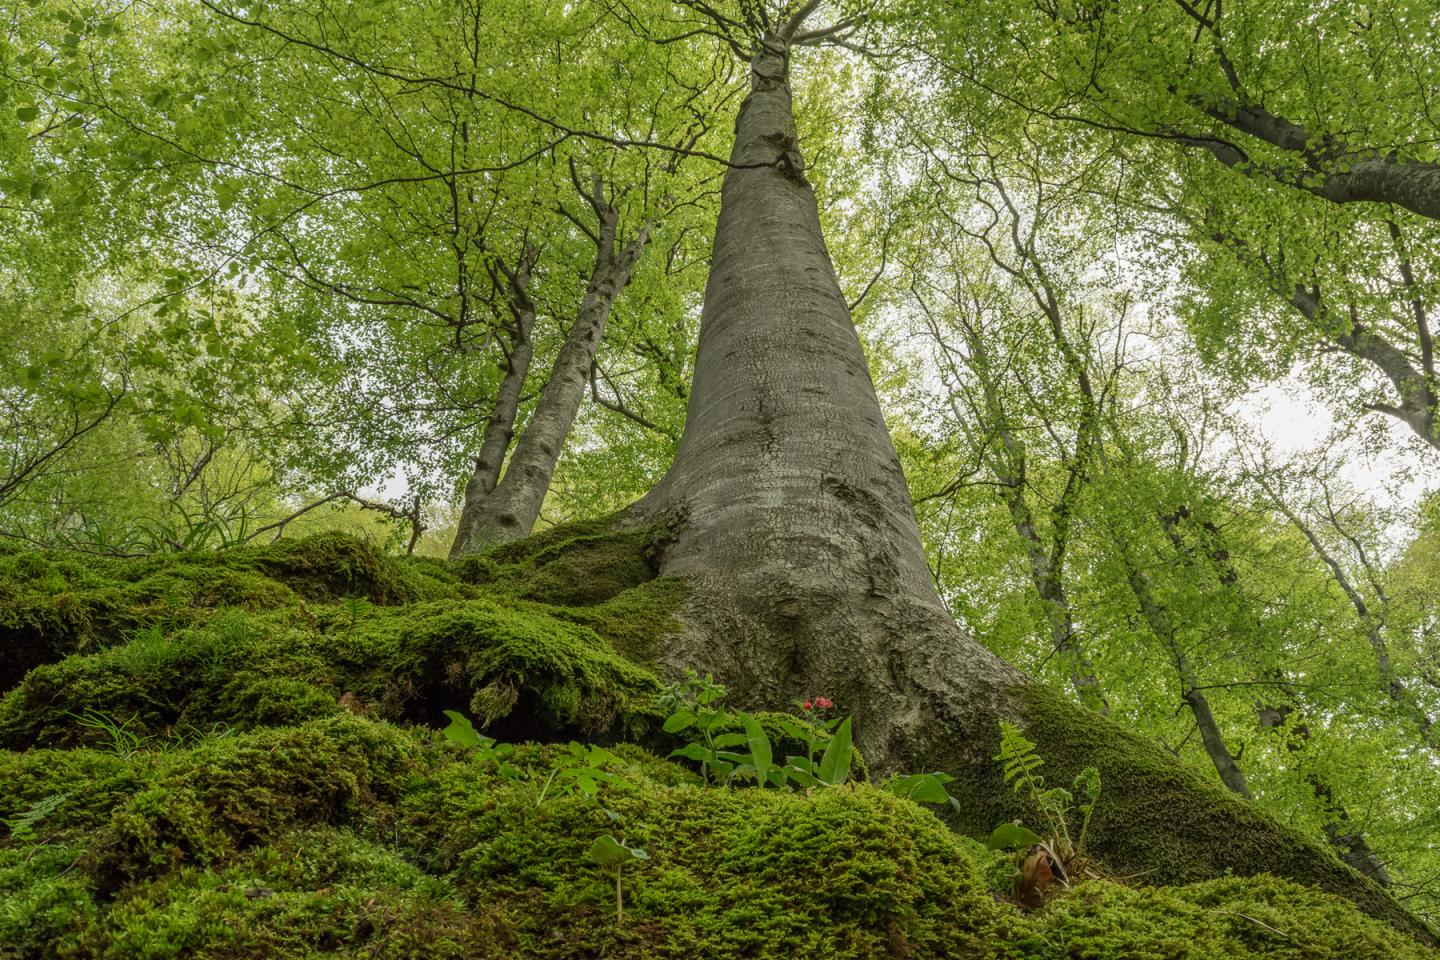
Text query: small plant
70 709 151 757
662 676 856 789
200 610 250 681
661 673 744 785
882 771 962 813
2 792 67 842
769 697 855 789
338 596 371 634
440 710 626 805
115 623 177 676
588 832 648 924
986 721 1101 907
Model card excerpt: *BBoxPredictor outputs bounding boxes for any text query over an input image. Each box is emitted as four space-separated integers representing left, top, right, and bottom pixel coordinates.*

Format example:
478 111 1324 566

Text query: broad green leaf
987 822 1045 851
817 716 853 786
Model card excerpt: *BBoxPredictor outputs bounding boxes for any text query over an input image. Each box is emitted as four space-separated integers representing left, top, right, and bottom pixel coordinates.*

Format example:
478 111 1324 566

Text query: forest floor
0 525 1433 958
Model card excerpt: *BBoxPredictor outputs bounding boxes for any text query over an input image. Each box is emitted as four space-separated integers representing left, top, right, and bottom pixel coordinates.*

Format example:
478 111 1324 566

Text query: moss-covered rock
456 514 672 607
0 596 665 750
1 526 1436 957
1013 684 1426 941
1 714 1433 959
0 533 478 695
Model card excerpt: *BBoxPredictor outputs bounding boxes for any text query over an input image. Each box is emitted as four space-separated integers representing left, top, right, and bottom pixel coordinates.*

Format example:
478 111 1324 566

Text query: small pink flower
815 697 834 710
802 701 813 711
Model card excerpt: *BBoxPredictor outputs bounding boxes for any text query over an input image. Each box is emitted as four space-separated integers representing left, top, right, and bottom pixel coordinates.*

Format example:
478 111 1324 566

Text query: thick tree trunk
453 199 649 555
451 248 539 559
625 26 1431 942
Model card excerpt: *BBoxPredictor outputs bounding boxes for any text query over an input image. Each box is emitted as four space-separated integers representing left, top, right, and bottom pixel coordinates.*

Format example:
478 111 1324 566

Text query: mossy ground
2 526 1435 958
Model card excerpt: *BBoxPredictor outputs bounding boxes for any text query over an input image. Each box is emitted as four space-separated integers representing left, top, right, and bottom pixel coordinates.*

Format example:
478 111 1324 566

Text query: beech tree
4 0 1439 938
902 0 1440 452
591 0 1424 933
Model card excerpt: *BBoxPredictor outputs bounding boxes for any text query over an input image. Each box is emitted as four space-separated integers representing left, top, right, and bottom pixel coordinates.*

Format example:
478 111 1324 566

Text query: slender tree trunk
1117 548 1253 799
1253 472 1439 748
623 24 1428 940
966 332 1107 713
1256 682 1393 886
451 248 539 558
1157 503 1391 877
453 194 649 555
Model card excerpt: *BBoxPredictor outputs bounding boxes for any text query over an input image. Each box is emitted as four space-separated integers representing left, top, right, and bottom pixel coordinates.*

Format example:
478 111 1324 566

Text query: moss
1 711 1434 959
195 571 300 610
1013 683 1434 943
0 534 484 696
547 576 688 661
458 514 669 607
80 830 496 960
80 715 424 897
2 531 1436 957
1034 875 1434 959
0 595 666 750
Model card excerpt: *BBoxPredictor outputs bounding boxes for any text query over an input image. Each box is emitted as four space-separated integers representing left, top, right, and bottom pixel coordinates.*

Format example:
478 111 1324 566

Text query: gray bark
633 31 1021 753
619 23 1425 938
452 185 650 555
1193 97 1440 223
1289 286 1440 453
1119 541 1253 800
1209 225 1440 453
451 247 539 558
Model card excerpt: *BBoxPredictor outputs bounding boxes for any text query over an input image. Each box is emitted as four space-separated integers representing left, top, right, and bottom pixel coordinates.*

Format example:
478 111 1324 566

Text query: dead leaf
1017 848 1055 909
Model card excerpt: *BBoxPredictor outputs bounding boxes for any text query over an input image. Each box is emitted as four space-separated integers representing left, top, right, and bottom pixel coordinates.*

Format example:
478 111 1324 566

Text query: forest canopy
3 0 1440 956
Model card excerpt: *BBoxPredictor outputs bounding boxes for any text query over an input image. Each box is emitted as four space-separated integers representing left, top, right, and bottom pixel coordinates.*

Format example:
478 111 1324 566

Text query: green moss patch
0 596 665 750
0 533 476 694
456 514 671 607
1014 684 1427 942
2 714 1433 959
1 527 1435 957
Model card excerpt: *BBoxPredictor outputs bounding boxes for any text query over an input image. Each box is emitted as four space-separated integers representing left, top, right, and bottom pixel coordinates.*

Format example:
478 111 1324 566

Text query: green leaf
741 712 774 789
817 716 853 786
662 709 696 733
669 743 708 763
16 105 40 122
986 822 1045 851
784 764 818 788
440 709 491 749
885 772 955 805
589 834 649 871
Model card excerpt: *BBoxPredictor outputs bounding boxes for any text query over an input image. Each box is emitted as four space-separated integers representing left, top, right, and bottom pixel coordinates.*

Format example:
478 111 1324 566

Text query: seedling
588 833 647 923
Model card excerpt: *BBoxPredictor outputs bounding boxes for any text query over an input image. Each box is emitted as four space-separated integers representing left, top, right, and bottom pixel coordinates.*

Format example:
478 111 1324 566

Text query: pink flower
815 697 834 710
802 701 813 711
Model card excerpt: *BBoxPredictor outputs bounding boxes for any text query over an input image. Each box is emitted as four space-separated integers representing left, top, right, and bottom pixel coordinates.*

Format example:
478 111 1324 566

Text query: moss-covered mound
1 714 1431 959
1 527 1436 958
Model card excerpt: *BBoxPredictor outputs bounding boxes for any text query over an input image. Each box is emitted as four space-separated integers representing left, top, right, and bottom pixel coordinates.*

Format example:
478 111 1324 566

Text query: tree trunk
1194 96 1440 222
623 27 1430 941
451 248 539 559
453 195 649 555
1118 544 1253 800
1256 682 1393 886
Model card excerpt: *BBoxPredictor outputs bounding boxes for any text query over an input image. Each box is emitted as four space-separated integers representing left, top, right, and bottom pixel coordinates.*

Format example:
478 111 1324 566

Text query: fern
996 721 1044 794
3 792 67 841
